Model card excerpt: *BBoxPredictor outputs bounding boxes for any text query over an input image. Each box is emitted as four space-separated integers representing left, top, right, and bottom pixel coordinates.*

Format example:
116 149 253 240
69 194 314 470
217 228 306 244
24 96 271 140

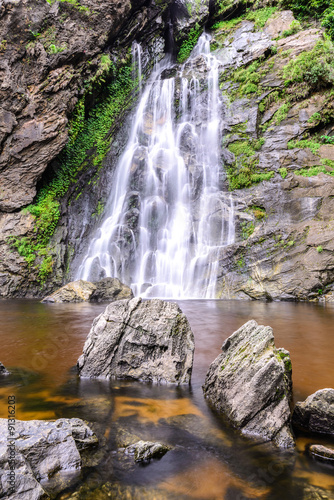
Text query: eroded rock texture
203 320 294 448
0 418 97 499
77 297 195 384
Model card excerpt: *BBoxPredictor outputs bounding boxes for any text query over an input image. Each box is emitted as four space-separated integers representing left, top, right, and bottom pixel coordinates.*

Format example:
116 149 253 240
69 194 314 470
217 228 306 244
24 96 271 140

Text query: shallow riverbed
0 299 334 499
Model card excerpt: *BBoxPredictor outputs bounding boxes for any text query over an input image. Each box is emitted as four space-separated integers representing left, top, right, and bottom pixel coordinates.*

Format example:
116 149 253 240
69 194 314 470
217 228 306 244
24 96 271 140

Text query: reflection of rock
0 361 9 375
307 443 334 465
203 320 294 448
292 388 334 436
0 418 97 499
126 440 171 462
77 297 195 384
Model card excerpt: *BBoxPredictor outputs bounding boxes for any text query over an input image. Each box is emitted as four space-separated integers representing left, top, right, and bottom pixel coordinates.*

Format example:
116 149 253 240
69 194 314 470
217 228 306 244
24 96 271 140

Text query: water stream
76 35 234 298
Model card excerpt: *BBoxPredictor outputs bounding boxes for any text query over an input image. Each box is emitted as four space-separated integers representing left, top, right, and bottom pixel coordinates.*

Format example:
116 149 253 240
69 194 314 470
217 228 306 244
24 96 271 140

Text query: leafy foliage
177 27 202 63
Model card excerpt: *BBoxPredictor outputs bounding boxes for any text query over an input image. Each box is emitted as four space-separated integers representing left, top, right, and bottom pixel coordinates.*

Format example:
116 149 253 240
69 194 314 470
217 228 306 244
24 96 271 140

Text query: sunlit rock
307 443 334 464
77 297 195 384
292 388 334 436
41 278 133 303
126 440 171 462
203 320 294 448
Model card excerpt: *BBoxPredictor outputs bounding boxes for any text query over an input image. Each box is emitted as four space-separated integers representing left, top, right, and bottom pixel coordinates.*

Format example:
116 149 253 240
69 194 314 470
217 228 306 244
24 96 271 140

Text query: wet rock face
77 297 195 384
0 418 98 499
126 440 171 462
292 388 334 436
203 320 294 448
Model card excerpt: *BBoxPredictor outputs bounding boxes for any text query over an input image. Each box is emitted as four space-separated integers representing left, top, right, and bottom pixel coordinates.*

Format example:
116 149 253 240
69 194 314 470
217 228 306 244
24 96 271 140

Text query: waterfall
76 34 235 299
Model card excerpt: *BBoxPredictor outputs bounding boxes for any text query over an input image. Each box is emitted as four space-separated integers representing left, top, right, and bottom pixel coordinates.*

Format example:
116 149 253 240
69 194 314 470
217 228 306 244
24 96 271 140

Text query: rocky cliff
1 0 334 300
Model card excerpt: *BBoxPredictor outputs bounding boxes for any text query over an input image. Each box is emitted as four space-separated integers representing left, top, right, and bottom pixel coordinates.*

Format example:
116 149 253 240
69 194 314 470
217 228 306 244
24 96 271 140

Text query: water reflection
0 299 334 499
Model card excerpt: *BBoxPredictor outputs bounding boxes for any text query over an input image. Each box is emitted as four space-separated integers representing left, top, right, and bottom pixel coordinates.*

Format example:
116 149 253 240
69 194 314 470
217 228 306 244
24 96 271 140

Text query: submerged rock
0 361 9 375
0 418 98 499
203 320 294 448
307 444 334 465
126 440 171 462
77 297 195 384
90 277 133 302
292 388 334 436
41 280 96 303
41 278 133 303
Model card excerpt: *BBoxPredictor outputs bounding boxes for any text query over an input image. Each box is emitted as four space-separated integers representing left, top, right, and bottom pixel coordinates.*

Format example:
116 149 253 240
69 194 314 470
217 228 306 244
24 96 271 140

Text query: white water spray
76 34 235 298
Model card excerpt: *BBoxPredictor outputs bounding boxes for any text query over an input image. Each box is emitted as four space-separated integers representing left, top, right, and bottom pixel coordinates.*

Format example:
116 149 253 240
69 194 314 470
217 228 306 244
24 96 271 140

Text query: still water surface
0 299 334 499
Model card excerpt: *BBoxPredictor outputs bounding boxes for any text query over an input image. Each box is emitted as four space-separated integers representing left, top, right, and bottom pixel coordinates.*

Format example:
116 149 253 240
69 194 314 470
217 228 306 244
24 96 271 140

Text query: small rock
90 277 133 303
292 388 334 436
127 440 171 462
203 320 294 448
0 361 9 375
307 444 334 465
77 297 195 384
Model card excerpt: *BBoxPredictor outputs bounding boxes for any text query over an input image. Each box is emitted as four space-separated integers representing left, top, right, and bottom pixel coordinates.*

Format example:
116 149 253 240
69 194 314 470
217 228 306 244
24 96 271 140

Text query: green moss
177 27 203 63
226 139 274 189
248 205 266 219
317 245 323 253
297 165 334 176
279 167 288 179
287 139 321 154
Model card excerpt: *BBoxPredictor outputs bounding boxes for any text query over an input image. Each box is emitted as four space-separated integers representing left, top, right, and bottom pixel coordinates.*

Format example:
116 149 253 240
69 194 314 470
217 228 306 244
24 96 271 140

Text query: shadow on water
0 299 334 499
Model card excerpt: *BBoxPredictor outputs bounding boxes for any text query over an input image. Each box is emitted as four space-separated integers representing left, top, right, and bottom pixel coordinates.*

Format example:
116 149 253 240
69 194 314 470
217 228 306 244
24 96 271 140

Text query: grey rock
203 320 294 448
126 440 171 462
77 297 195 384
0 418 98 499
292 388 334 436
91 277 134 302
264 10 296 39
0 361 9 375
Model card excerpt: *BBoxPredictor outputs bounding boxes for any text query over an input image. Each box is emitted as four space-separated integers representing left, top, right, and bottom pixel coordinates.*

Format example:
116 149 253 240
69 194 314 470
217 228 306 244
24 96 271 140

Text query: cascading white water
76 34 235 298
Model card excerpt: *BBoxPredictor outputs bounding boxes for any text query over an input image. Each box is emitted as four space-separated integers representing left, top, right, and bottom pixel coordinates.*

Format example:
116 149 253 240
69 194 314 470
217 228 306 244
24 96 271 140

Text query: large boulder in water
203 320 294 448
292 388 334 436
0 418 98 499
41 278 133 303
77 297 195 384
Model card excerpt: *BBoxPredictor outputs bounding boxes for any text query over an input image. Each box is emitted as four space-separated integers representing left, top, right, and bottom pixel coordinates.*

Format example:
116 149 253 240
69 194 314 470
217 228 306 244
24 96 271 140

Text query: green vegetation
248 206 266 219
296 165 334 176
317 245 324 252
283 40 334 91
226 139 274 190
177 27 202 63
46 0 90 13
283 0 334 39
321 134 334 143
10 58 138 283
0 39 7 52
279 167 288 179
241 221 255 239
212 6 277 33
287 139 321 154
280 20 301 38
